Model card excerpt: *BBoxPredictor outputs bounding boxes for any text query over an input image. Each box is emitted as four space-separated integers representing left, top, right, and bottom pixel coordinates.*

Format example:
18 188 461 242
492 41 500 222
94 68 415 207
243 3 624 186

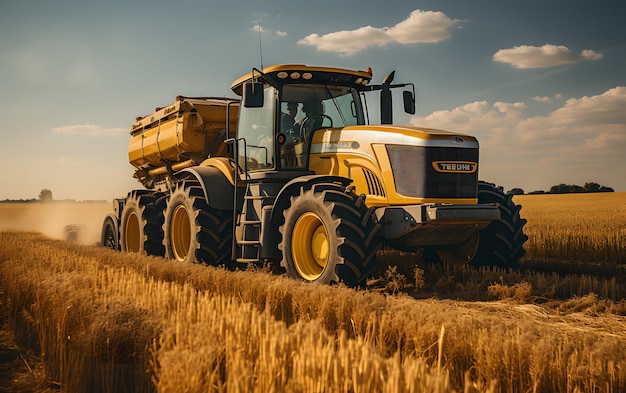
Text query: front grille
386 145 478 198
362 168 386 197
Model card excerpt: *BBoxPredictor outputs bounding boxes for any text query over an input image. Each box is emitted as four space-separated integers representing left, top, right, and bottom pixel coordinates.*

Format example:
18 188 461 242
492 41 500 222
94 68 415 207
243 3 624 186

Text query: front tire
278 183 381 286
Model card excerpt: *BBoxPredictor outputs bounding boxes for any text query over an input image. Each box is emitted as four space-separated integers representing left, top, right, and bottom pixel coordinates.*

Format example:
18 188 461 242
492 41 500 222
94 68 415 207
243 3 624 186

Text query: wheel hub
292 212 329 280
170 205 191 261
124 212 141 252
311 225 329 264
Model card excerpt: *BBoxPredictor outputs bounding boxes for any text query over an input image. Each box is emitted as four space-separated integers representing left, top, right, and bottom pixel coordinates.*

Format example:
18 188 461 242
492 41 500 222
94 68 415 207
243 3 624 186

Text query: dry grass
2 232 626 392
0 232 457 392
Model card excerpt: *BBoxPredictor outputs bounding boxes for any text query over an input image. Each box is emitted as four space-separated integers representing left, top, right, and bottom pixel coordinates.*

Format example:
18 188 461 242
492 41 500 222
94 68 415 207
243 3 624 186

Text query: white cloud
52 123 126 136
410 100 526 136
251 23 266 33
533 93 564 103
251 23 287 38
493 44 603 69
298 9 462 56
548 87 626 126
533 96 552 103
410 87 626 191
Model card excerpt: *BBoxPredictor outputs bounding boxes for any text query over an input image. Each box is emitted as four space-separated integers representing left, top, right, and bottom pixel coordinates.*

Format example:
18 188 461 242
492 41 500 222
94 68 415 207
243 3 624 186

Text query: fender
178 166 238 210
270 174 352 225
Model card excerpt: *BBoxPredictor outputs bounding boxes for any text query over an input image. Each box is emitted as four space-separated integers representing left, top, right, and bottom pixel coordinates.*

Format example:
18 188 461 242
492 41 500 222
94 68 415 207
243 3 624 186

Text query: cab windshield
279 84 364 169
280 84 364 132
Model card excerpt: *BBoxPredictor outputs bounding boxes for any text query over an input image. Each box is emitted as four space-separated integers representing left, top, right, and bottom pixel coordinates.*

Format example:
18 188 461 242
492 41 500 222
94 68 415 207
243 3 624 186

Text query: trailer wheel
470 181 528 269
163 181 232 265
119 190 166 256
101 216 119 250
278 183 381 286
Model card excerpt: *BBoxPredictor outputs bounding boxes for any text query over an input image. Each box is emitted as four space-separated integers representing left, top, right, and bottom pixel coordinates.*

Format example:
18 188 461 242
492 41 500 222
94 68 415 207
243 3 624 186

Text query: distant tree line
0 189 54 203
507 182 615 195
1 189 105 203
0 198 37 203
39 189 53 203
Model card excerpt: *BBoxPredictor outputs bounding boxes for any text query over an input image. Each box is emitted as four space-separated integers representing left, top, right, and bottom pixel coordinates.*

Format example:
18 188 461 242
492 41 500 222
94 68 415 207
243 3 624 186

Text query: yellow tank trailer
101 64 527 287
128 96 239 190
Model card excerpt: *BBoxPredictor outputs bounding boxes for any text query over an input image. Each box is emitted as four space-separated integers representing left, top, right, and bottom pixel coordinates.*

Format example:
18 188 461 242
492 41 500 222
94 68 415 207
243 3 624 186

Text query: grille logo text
432 161 477 173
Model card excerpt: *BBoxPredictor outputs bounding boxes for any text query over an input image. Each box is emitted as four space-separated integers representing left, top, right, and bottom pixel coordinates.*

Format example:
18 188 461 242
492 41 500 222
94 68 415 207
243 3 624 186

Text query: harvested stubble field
0 192 625 392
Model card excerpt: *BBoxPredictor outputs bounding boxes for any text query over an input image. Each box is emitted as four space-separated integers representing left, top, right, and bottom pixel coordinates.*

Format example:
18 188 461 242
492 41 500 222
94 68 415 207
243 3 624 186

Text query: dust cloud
0 202 114 245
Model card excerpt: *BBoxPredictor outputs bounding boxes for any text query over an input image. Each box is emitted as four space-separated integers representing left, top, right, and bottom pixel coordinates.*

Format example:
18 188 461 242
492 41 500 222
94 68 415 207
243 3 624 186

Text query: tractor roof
230 64 373 96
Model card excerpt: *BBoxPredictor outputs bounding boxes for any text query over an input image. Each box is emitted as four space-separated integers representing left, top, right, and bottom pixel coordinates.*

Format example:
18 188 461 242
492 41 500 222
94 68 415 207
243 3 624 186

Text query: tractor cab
229 64 414 174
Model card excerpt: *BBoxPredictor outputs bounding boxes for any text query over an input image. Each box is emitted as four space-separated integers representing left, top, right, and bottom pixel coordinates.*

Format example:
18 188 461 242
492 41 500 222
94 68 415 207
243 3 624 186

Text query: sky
1 0 624 200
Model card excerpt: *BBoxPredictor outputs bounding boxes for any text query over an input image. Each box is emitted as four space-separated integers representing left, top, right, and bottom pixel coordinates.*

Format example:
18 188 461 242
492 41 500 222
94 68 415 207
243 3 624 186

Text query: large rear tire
119 190 166 256
470 181 528 269
278 183 381 286
163 180 233 265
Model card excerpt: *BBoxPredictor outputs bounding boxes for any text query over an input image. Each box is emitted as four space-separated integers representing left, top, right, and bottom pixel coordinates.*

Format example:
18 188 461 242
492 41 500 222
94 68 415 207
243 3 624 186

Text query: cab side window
237 87 276 170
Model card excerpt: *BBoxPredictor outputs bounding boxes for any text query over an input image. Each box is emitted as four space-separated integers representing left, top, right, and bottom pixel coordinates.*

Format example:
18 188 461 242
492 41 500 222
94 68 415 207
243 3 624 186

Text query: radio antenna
257 21 264 70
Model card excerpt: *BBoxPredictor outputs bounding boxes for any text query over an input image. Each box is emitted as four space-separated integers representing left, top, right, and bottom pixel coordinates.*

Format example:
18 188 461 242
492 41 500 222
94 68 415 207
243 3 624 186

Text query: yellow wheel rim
170 205 191 261
292 212 329 280
124 212 141 252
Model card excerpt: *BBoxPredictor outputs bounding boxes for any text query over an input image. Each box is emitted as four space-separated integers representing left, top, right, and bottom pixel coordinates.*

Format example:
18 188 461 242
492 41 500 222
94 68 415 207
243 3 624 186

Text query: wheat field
515 193 626 265
0 193 625 392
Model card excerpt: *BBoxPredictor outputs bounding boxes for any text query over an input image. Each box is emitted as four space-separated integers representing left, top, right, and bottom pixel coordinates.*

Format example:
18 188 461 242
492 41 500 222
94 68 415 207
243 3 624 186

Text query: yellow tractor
101 64 527 286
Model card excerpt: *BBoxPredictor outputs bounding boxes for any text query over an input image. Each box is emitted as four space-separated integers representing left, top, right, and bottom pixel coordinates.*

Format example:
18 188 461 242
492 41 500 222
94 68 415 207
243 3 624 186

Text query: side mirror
243 82 264 108
403 90 415 115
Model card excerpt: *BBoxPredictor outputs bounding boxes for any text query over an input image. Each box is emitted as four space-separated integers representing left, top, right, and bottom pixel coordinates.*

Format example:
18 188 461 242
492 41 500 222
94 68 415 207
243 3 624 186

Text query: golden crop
2 228 626 392
515 192 626 264
0 193 625 391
